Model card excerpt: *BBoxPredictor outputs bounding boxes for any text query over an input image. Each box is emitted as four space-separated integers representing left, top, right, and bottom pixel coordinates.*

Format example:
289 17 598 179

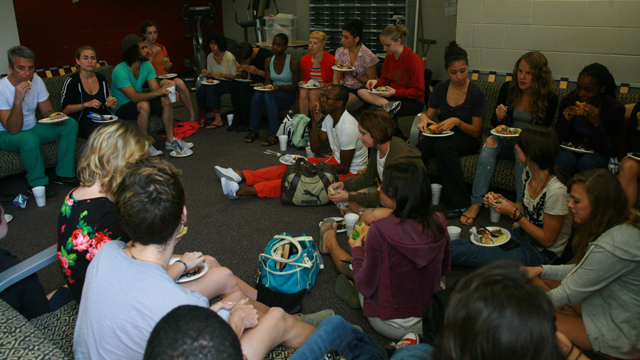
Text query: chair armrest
409 114 422 146
0 245 57 293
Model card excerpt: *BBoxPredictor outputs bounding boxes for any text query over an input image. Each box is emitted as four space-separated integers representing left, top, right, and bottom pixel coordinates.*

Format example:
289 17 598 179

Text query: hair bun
444 41 467 61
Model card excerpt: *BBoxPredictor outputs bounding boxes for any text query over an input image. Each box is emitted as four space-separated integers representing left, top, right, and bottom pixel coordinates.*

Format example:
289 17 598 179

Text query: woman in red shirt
298 31 335 117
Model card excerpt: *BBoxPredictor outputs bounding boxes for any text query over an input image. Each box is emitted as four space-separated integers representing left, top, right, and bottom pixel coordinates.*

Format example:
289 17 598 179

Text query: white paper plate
201 79 220 85
38 115 69 123
170 257 209 283
627 152 640 161
254 86 273 91
299 84 322 89
3 214 12 223
470 226 511 247
170 148 193 158
279 155 307 165
158 73 177 79
332 65 355 72
367 89 391 94
421 130 454 137
92 115 119 123
490 128 521 137
560 144 594 154
319 217 346 233
235 78 254 82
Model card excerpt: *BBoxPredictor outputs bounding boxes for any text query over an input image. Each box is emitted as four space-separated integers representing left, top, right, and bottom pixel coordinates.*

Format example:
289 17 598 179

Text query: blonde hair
380 24 409 44
77 122 150 196
309 31 327 44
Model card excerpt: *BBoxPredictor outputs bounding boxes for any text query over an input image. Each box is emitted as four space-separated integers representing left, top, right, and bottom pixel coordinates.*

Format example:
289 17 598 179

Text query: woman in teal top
246 33 300 146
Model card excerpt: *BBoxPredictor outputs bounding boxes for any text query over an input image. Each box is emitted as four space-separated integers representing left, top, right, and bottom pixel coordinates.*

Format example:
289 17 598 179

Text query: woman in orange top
141 21 196 123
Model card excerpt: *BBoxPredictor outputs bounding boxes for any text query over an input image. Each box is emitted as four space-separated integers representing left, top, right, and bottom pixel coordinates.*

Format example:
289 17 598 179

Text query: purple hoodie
351 213 451 320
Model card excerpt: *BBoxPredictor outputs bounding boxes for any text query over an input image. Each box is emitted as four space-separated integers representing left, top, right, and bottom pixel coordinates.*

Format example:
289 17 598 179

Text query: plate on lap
332 65 355 72
170 257 209 283
490 128 521 137
421 131 454 137
201 79 220 85
560 144 594 154
628 152 640 161
254 86 273 91
299 84 322 89
92 115 118 123
367 88 390 94
38 116 68 124
235 78 254 83
470 226 511 247
158 73 177 79
216 77 232 81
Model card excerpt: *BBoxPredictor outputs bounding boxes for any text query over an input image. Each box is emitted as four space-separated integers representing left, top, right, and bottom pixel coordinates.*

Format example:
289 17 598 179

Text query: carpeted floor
0 86 516 348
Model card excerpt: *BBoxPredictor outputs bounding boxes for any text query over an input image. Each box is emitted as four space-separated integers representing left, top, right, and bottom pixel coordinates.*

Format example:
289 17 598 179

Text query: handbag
258 233 319 294
281 158 338 206
277 111 311 149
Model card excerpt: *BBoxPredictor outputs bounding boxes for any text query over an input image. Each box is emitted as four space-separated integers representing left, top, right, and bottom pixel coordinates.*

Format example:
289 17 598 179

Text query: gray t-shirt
511 108 532 130
519 169 572 255
73 241 209 360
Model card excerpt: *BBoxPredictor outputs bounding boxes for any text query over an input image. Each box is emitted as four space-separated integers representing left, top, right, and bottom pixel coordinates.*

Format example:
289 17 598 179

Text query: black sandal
244 131 259 143
261 134 279 147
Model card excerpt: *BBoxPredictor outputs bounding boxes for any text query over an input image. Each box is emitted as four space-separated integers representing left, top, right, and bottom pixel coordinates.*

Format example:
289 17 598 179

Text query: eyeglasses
320 94 340 102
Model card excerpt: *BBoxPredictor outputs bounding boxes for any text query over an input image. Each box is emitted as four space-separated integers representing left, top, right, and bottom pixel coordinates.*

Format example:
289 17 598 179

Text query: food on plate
48 112 66 121
563 142 591 151
351 221 369 241
335 64 354 70
487 192 501 204
493 125 521 135
161 57 170 64
424 124 443 135
204 79 216 84
375 86 389 92
328 187 337 195
336 219 346 231
256 84 274 90
105 96 116 107
476 227 506 245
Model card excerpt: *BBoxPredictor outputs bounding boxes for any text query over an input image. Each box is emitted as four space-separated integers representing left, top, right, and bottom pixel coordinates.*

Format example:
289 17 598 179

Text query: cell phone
500 240 520 251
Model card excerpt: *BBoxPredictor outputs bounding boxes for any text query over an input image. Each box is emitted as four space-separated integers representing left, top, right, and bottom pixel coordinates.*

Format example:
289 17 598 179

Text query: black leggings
230 82 255 128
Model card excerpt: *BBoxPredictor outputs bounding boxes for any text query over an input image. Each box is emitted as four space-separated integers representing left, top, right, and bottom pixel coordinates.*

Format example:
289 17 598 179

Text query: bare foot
460 204 481 225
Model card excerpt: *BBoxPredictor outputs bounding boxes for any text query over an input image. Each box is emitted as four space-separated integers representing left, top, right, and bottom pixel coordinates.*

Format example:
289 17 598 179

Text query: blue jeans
556 149 608 177
471 136 525 206
249 90 296 134
390 344 434 360
289 315 388 360
196 80 232 110
450 227 554 267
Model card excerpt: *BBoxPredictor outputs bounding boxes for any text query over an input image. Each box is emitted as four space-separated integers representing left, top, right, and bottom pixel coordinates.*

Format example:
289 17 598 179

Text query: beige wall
220 1 307 44
456 0 640 85
420 0 458 81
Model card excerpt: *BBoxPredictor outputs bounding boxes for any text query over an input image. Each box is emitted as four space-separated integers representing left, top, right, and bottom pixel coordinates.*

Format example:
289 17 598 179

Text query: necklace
127 246 166 269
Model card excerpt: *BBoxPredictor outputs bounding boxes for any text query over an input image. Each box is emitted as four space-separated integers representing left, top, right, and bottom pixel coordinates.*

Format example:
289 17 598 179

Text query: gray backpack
281 158 337 206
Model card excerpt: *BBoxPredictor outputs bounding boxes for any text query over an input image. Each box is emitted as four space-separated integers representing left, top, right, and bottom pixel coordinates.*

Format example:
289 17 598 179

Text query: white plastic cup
278 135 288 152
227 114 234 126
447 226 461 240
344 213 360 237
306 146 314 158
431 184 443 205
490 208 501 223
32 186 46 207
167 86 177 103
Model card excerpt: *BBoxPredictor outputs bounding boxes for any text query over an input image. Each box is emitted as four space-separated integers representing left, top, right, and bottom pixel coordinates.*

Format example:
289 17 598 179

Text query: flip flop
318 219 337 254
335 274 361 309
206 123 224 129
460 214 476 226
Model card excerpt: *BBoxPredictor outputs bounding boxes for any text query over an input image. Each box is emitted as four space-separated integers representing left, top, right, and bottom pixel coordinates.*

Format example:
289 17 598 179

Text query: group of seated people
1 16 640 360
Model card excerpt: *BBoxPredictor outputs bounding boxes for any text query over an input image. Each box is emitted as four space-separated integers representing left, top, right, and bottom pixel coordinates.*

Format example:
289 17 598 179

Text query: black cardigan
490 81 559 128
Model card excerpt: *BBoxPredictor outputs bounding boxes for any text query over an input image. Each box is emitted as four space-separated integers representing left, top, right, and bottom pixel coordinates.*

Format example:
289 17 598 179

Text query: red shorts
242 157 358 198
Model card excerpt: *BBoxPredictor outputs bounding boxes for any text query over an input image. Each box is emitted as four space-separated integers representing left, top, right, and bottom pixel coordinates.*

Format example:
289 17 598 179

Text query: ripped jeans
470 135 525 206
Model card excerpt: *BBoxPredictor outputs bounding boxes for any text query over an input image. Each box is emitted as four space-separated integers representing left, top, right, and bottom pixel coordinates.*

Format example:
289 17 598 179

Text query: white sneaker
220 178 239 199
148 145 163 157
395 332 419 348
165 138 194 150
215 166 242 183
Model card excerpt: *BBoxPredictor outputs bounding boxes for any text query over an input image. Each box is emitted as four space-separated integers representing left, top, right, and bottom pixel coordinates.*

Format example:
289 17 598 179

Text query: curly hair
506 51 555 124
579 63 617 99
77 122 150 196
113 158 185 246
568 169 640 263
357 107 393 145
205 31 228 52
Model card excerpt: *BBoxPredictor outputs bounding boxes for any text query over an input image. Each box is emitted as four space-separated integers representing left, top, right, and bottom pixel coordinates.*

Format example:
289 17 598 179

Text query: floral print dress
57 189 130 302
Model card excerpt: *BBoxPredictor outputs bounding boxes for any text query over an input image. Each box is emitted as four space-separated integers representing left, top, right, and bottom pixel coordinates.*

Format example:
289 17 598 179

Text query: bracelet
459 119 462 127
174 259 188 274
566 344 576 359
514 211 524 222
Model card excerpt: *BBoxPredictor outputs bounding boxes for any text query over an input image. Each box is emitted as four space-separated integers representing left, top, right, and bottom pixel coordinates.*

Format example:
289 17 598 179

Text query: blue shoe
444 208 468 219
